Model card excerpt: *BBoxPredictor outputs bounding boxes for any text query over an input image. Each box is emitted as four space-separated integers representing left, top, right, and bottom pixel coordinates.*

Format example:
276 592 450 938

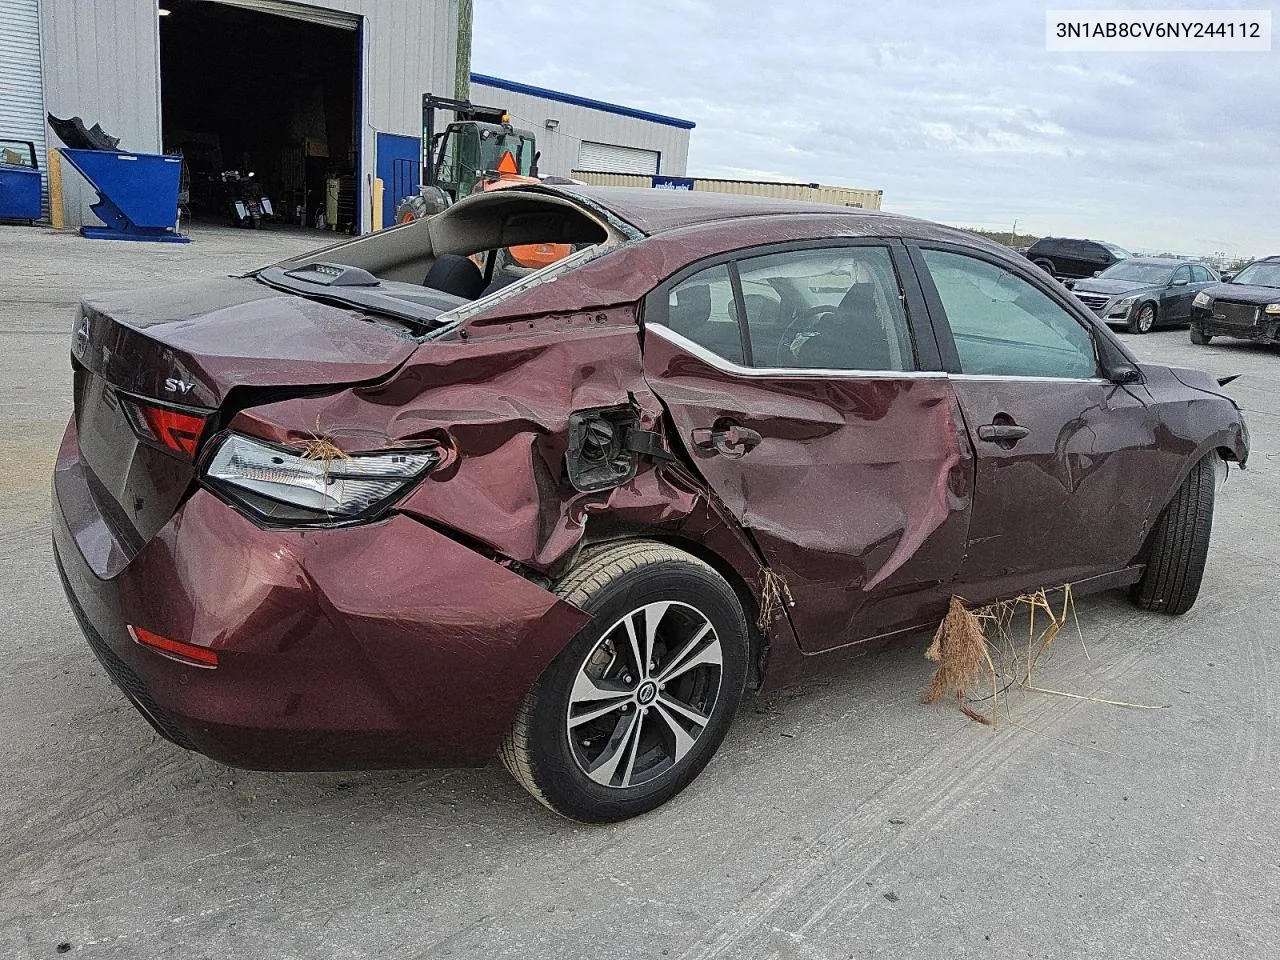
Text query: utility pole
454 0 473 102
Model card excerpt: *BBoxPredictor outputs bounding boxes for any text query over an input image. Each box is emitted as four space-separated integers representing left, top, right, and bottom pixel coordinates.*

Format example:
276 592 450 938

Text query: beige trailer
571 170 882 210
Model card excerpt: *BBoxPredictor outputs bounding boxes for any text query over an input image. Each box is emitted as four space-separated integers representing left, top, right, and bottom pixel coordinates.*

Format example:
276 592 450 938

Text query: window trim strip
646 323 947 380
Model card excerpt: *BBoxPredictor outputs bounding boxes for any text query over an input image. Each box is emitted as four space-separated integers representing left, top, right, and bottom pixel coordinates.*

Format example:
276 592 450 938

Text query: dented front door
912 244 1161 600
642 329 974 654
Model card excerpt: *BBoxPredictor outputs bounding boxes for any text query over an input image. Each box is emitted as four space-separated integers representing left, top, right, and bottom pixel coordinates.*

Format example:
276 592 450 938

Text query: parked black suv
1025 237 1132 280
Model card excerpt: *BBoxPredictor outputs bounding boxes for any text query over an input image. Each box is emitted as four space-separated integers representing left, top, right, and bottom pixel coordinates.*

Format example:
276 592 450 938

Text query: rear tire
1127 302 1156 334
500 541 748 823
1033 258 1056 277
1190 324 1213 345
1131 455 1217 615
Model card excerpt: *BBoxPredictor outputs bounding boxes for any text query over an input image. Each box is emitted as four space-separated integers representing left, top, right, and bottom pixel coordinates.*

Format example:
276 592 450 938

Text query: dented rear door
642 242 974 653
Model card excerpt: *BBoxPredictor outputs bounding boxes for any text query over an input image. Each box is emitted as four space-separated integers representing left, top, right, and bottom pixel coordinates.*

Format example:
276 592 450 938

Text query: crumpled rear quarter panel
230 322 702 570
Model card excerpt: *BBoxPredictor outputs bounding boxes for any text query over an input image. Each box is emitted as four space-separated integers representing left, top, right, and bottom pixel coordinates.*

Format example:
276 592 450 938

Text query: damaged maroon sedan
54 186 1248 822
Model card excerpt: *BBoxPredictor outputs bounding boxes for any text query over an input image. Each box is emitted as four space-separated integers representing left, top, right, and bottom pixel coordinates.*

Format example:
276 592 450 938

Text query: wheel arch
577 530 770 690
1130 440 1238 567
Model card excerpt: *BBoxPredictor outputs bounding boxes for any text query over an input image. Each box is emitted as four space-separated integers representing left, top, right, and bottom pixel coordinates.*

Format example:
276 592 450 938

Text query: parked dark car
1071 257 1219 334
1190 255 1280 345
1025 236 1132 280
53 187 1248 822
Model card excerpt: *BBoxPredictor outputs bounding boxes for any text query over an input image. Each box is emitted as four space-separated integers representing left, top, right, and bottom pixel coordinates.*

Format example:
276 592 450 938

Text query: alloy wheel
566 601 723 789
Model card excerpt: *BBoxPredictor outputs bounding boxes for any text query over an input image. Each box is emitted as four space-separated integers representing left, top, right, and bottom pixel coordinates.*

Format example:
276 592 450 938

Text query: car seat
793 283 893 370
424 254 486 300
666 284 744 363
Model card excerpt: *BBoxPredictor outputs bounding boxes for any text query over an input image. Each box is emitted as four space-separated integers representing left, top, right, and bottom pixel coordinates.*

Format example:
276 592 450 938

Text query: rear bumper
52 418 589 770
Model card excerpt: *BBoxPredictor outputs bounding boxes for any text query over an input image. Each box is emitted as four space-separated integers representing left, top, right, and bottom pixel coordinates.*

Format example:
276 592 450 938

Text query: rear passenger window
921 249 1099 379
737 246 914 371
665 264 745 364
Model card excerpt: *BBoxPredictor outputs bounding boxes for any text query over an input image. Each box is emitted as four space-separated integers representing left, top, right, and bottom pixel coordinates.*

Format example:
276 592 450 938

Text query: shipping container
572 170 882 210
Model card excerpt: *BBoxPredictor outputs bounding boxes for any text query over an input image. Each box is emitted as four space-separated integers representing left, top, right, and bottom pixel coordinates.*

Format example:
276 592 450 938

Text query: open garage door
577 141 660 176
160 0 362 233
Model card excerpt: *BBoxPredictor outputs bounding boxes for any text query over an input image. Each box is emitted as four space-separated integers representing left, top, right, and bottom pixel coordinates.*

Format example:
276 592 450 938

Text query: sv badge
164 377 195 395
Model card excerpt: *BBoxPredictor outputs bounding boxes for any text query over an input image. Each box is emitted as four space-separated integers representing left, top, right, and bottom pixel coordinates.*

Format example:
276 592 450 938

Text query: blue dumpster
0 139 42 223
59 148 189 243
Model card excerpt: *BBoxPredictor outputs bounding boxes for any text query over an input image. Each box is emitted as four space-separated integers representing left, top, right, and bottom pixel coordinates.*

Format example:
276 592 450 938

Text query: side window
665 264 745 364
1173 265 1192 285
736 246 914 371
921 249 1099 379
1190 265 1210 283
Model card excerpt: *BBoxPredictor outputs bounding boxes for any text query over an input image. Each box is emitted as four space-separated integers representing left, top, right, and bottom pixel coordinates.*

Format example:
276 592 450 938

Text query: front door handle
977 423 1030 444
691 421 762 459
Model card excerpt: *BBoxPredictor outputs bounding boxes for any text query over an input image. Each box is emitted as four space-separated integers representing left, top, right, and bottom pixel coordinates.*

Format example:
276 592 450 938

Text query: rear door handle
691 421 762 459
977 423 1030 443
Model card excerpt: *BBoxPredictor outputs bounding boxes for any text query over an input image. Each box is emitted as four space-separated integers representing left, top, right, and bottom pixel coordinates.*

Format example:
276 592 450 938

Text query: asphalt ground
2 223 1277 959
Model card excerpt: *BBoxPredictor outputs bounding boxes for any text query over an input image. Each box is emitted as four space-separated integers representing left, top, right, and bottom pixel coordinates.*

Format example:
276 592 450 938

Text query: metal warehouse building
0 0 693 234
3 0 463 232
469 74 693 180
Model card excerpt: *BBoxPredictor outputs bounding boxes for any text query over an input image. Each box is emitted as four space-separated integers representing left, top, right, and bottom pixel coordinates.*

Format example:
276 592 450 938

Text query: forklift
394 93 539 223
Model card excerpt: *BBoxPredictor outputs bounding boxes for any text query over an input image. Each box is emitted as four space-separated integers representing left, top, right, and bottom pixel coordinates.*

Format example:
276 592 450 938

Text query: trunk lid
77 277 417 406
70 277 417 558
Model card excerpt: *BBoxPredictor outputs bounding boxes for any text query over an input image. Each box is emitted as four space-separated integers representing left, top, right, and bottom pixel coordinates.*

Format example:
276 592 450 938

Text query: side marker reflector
128 625 218 668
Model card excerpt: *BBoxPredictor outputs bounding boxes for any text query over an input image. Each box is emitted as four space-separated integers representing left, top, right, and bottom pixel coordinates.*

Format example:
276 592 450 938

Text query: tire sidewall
527 559 748 822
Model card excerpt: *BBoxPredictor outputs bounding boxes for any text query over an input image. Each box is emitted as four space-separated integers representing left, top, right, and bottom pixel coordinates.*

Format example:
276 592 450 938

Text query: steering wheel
776 305 839 364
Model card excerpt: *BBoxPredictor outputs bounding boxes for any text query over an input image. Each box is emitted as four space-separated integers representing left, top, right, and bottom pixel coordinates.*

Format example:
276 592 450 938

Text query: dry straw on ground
922 585 1165 725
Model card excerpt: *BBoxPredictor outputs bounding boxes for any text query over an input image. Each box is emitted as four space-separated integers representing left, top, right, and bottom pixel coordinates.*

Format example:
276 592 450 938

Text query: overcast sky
474 1 1277 258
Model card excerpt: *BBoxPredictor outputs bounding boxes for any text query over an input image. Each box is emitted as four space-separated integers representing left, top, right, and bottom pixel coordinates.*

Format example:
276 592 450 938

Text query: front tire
1131 454 1217 615
1128 302 1156 334
1190 324 1213 345
1033 258 1056 277
501 541 748 822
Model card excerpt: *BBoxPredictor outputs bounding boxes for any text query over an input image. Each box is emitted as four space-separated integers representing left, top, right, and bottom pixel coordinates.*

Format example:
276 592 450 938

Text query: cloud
474 0 1279 257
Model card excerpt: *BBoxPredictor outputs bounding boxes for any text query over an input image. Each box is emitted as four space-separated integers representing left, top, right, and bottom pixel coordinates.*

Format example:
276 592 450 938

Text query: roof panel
544 184 895 235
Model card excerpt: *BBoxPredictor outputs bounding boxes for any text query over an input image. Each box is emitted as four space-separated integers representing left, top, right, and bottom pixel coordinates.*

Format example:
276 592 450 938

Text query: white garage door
0 0 48 219
577 141 660 176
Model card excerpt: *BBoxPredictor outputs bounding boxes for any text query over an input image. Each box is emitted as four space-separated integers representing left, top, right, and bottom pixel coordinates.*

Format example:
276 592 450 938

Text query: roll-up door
209 0 358 30
0 0 48 220
576 141 660 175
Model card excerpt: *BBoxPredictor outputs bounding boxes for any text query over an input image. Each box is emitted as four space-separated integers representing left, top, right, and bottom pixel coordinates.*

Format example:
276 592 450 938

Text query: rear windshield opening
258 190 618 335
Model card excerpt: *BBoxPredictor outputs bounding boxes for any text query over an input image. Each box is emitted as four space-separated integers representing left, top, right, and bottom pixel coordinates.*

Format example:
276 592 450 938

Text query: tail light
119 395 210 459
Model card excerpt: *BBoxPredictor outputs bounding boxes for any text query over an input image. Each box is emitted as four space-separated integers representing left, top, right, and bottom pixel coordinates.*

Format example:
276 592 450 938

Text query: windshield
1098 262 1174 284
1102 243 1132 260
1229 261 1280 288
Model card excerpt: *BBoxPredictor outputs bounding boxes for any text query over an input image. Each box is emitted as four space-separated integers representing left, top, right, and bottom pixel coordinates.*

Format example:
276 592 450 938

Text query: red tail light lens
128 625 219 667
119 395 210 458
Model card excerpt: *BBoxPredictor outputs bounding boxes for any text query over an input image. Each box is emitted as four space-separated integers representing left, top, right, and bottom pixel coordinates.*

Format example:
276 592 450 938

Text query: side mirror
1092 270 1102 277
1221 273 1234 283
1094 328 1143 384
1171 276 1188 286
